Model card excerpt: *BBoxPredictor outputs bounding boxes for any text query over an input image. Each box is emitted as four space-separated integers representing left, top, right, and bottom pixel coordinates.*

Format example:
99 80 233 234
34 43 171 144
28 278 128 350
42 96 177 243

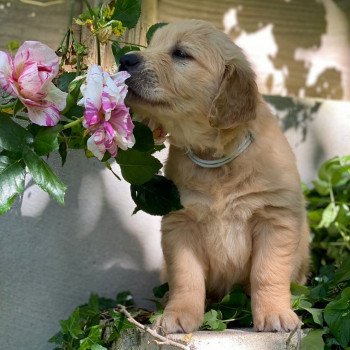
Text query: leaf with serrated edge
132 121 154 152
112 0 141 28
0 113 33 152
130 175 183 216
33 126 62 156
0 155 25 214
146 23 168 44
79 325 102 350
59 308 83 339
22 147 66 204
324 287 350 347
333 258 350 285
116 149 161 185
112 42 140 65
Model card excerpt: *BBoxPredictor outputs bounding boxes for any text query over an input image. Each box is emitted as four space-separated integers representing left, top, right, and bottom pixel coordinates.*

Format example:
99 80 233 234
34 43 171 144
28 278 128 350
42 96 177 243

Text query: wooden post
141 0 158 27
82 0 158 71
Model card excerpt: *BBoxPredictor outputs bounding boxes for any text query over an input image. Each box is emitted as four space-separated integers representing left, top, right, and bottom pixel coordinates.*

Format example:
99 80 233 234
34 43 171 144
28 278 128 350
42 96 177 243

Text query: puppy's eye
172 49 192 59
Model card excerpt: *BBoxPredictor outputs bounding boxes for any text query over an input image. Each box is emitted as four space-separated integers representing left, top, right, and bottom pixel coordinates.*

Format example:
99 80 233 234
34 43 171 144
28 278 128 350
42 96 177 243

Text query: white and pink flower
78 64 135 160
0 41 67 126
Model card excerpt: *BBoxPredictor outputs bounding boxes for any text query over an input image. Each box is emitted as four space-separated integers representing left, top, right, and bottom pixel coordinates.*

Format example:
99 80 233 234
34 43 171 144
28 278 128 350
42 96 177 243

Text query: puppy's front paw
253 307 301 332
153 308 203 334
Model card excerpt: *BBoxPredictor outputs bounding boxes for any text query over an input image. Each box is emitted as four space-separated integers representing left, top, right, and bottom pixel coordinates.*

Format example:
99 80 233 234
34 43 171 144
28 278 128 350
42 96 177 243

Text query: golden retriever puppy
120 19 309 334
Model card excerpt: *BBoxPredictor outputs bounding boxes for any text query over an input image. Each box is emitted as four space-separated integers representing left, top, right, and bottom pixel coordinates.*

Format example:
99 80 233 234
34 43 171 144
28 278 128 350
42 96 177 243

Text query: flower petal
27 104 61 126
17 61 48 100
110 70 130 102
45 83 68 111
87 130 106 160
79 64 103 111
111 70 130 85
0 51 16 96
14 41 59 80
109 105 135 150
83 101 101 128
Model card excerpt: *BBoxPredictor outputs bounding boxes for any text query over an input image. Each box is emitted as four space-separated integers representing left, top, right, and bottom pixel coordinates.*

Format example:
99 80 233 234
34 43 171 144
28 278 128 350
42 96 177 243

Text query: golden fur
124 19 309 333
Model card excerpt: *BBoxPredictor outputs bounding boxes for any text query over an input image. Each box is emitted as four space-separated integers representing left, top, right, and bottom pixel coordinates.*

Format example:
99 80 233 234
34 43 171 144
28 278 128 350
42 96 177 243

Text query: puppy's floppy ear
209 59 258 129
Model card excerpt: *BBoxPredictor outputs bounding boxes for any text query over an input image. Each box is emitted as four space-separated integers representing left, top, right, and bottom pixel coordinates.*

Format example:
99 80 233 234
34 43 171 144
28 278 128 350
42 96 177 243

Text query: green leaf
202 310 226 331
0 113 33 152
91 345 107 350
333 257 350 285
6 40 20 53
64 105 84 119
301 329 325 350
153 283 169 298
302 307 323 326
48 331 64 345
146 23 168 44
22 146 66 204
116 149 162 185
312 179 330 196
116 291 134 306
291 283 310 297
62 77 84 115
13 99 25 116
57 72 76 93
33 126 62 156
132 121 154 152
112 0 141 28
0 155 25 215
110 310 133 333
112 42 140 65
79 325 102 350
60 308 83 339
324 287 350 347
318 203 340 228
130 175 183 216
59 141 68 166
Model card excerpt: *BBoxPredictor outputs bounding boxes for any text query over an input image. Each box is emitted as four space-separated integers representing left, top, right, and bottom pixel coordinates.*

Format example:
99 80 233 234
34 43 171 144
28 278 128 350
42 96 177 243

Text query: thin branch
105 162 121 180
20 0 64 6
108 39 147 48
286 324 302 350
62 117 84 130
116 304 190 350
96 37 101 66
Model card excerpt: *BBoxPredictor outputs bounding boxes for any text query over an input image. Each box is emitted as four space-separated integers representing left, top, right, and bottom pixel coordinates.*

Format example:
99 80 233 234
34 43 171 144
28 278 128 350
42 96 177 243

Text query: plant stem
105 162 121 180
57 29 69 53
116 305 190 350
109 40 147 48
96 37 101 66
82 0 95 17
63 117 84 130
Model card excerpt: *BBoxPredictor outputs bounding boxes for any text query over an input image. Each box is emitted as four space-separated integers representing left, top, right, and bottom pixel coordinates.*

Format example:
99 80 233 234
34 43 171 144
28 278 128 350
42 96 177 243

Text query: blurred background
0 0 349 349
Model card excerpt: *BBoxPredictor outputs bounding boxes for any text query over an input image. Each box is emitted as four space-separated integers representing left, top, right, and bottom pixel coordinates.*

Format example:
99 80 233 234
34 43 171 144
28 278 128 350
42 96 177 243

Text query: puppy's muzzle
119 53 142 73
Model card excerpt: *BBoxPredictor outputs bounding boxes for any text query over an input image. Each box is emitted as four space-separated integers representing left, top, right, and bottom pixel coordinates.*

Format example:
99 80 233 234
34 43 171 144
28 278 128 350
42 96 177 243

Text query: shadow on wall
0 151 161 350
222 0 349 99
264 95 321 142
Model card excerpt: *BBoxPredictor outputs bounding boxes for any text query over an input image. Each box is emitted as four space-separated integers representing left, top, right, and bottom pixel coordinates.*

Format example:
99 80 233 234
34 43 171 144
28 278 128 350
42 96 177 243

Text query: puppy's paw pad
153 310 202 334
254 308 301 332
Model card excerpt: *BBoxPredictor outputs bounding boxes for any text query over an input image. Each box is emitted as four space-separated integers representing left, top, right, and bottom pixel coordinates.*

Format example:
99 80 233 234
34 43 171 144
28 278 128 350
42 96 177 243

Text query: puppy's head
121 20 258 144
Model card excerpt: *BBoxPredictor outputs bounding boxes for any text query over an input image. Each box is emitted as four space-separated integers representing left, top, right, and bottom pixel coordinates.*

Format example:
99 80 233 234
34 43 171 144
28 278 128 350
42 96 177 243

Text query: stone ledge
112 328 306 350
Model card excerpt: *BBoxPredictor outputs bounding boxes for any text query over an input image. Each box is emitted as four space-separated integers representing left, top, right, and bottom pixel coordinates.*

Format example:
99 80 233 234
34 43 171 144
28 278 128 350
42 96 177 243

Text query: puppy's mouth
126 86 169 108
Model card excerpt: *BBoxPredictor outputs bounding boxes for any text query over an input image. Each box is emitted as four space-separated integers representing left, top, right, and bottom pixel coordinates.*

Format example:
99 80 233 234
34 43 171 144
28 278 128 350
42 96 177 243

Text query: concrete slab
113 328 305 350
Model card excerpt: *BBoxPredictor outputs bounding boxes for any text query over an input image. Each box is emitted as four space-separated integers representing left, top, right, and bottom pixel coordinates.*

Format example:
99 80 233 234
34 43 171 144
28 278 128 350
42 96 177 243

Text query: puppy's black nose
119 53 141 72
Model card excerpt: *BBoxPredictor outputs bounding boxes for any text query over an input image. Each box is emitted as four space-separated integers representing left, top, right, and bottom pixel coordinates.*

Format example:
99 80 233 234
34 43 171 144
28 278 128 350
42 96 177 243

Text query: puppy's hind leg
154 212 206 334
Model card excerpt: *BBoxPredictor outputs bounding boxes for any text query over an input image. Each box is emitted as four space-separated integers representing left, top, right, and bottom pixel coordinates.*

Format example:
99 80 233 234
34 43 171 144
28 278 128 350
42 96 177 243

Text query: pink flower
0 41 67 126
78 64 135 160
